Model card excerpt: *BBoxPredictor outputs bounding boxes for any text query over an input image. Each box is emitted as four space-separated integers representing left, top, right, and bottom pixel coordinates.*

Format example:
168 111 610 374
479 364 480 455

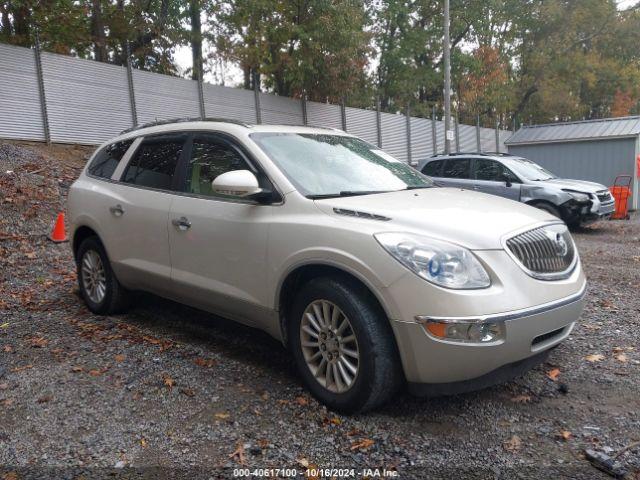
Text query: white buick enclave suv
68 119 586 413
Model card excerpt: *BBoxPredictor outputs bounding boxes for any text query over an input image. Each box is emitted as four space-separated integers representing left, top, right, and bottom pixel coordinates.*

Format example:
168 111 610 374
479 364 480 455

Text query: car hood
541 178 607 193
314 187 555 250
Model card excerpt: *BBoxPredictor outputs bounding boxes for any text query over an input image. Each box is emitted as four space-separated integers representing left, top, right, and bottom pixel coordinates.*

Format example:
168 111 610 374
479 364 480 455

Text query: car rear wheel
288 276 402 413
76 236 130 315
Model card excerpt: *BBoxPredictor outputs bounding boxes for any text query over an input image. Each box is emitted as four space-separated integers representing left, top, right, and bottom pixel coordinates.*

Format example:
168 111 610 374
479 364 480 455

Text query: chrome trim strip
415 282 586 324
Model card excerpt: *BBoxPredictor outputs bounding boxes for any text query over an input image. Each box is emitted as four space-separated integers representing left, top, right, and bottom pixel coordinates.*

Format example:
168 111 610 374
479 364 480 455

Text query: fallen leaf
2 345 13 353
2 471 18 480
88 369 103 377
346 428 361 437
615 354 628 363
229 443 246 465
11 364 33 373
350 438 375 451
140 438 147 448
214 412 230 420
24 251 37 259
547 368 561 381
29 337 48 348
0 383 8 390
163 374 175 390
585 354 605 363
260 391 269 401
559 430 572 441
37 395 53 404
115 354 125 362
295 396 309 406
297 458 310 468
0 398 14 407
71 366 84 373
0 323 10 329
510 394 532 404
180 388 195 397
193 357 215 368
503 435 522 452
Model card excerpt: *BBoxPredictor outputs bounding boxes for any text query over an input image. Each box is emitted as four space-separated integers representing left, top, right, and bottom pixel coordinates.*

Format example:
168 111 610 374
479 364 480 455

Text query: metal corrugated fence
0 42 510 161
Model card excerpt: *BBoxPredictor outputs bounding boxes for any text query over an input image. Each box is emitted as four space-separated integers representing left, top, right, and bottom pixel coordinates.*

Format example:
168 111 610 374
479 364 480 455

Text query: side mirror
501 173 513 188
212 170 263 198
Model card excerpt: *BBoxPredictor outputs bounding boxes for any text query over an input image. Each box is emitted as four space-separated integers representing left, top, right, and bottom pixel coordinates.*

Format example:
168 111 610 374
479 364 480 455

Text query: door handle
172 216 191 231
109 204 124 217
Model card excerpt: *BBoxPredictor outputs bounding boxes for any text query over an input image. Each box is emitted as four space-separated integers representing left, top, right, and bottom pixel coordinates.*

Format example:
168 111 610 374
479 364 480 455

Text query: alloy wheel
299 299 360 393
81 250 107 304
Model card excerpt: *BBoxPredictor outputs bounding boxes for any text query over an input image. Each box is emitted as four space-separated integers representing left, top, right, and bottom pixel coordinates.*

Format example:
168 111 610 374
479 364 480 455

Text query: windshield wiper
403 185 432 190
307 190 392 199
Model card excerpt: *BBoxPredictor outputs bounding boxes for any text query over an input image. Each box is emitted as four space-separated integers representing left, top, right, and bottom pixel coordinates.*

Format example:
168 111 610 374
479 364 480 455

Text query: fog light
424 320 504 344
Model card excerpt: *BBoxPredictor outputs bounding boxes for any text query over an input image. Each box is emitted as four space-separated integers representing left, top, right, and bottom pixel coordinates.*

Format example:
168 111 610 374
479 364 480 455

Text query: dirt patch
1 141 639 479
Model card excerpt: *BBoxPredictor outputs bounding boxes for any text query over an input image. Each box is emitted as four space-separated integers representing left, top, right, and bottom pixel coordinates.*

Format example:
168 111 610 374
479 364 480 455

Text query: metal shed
505 116 640 210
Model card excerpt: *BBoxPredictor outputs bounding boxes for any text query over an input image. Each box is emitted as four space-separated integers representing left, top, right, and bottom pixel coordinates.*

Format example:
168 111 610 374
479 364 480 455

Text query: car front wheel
288 276 402 413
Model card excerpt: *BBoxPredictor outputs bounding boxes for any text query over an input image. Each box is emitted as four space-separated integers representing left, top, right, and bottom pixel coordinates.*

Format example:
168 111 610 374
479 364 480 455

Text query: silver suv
69 120 586 413
418 153 615 227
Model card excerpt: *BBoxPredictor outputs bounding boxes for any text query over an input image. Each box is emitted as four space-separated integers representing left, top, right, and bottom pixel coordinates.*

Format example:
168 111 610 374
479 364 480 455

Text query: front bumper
390 285 586 389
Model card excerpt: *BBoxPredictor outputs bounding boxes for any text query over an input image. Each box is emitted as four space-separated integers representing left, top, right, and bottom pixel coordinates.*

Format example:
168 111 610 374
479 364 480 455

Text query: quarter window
442 158 471 179
123 137 184 190
184 136 252 198
87 140 133 179
422 160 444 177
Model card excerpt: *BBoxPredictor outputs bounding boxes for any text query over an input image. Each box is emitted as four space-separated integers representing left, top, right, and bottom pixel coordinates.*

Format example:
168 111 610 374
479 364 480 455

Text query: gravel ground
1 141 639 480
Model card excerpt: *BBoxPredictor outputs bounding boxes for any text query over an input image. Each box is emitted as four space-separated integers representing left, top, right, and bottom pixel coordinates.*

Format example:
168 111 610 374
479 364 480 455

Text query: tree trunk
12 3 31 46
91 0 108 62
0 3 12 39
190 0 202 81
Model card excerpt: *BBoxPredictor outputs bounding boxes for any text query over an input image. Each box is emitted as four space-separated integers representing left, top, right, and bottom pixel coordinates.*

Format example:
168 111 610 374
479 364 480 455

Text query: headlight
374 233 491 289
562 190 590 202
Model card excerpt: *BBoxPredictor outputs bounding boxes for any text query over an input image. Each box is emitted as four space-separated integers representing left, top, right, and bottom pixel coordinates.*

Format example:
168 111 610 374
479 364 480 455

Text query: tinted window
123 137 184 190
185 136 250 197
422 160 444 176
475 159 505 181
87 140 133 179
442 158 471 179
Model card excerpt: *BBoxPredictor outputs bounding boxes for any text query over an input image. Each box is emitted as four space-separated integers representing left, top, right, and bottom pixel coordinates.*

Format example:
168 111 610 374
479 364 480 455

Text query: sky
173 0 640 86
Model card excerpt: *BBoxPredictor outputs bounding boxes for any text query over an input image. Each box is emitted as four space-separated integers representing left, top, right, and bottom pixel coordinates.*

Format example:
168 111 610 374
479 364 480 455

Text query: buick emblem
552 233 568 256
544 229 569 257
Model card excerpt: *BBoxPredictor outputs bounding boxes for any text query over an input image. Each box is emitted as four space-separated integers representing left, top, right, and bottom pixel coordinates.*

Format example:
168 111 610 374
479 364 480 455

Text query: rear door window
422 160 444 177
442 158 472 179
87 140 133 179
122 135 185 190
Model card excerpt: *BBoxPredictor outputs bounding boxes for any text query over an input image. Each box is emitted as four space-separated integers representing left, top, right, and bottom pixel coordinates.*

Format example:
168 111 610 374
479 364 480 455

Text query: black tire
534 202 562 219
288 276 403 413
76 236 130 315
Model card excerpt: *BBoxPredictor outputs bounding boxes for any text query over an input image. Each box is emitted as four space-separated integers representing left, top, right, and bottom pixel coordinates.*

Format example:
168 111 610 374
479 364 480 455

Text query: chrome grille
506 224 576 279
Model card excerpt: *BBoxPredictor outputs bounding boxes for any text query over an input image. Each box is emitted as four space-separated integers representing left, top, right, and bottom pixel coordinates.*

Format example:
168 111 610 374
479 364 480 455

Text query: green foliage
1 0 639 123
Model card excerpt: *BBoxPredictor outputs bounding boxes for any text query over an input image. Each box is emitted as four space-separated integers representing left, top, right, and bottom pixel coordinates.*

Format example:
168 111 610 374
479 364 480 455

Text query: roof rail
429 151 514 158
120 117 253 135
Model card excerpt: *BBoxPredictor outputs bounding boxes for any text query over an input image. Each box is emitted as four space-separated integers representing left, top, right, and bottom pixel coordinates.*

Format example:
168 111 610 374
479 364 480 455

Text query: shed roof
505 115 640 145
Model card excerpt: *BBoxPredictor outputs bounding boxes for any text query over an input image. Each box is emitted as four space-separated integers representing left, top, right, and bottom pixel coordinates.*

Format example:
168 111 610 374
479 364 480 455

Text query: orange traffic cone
49 212 68 243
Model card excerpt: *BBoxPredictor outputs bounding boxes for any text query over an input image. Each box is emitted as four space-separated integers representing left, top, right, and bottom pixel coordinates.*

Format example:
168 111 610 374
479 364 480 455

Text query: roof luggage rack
429 152 514 158
120 117 253 135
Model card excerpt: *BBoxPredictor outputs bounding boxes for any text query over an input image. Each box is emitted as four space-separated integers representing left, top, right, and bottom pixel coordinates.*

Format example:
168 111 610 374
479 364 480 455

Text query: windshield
250 133 432 197
506 157 557 181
